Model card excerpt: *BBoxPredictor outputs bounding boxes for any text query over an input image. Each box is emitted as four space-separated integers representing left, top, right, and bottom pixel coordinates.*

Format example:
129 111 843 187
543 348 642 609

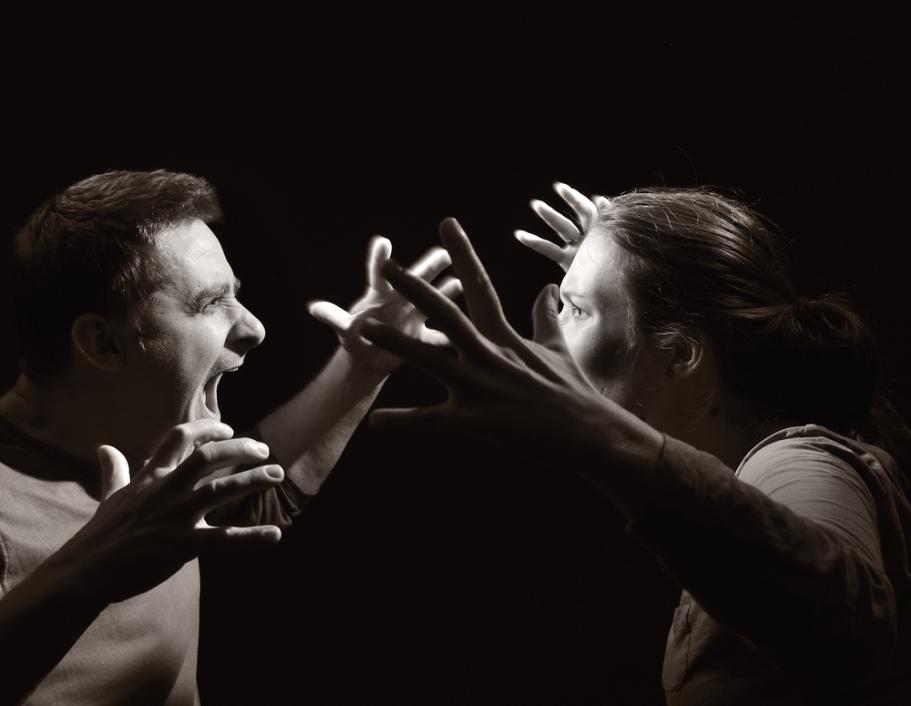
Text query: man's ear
71 314 126 372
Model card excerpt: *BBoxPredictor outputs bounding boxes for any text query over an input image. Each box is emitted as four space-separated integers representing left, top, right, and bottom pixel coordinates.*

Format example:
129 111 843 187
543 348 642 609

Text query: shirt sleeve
627 434 897 679
739 437 883 570
205 425 313 529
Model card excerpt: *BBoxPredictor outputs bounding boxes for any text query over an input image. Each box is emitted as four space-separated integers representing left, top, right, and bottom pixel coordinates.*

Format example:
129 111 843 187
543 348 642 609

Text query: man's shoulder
0 416 99 594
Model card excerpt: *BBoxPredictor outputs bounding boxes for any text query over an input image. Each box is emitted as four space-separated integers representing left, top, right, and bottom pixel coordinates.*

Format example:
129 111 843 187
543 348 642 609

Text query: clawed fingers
408 246 452 283
366 236 395 293
98 445 131 499
531 283 566 348
435 276 462 300
379 258 492 359
553 181 599 230
190 463 284 516
195 523 283 549
308 300 354 335
368 405 448 433
170 437 273 491
361 318 475 385
419 326 451 347
402 276 463 329
437 218 519 345
142 420 235 481
513 230 573 270
530 198 581 244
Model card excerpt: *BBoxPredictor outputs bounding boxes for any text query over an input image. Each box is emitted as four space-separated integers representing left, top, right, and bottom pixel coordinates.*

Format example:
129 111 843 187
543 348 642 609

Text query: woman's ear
71 314 126 373
666 330 722 421
666 330 707 379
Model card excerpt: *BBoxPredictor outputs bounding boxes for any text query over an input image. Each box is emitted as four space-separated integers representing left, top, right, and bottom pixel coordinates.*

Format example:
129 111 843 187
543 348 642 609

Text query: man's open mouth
202 367 240 418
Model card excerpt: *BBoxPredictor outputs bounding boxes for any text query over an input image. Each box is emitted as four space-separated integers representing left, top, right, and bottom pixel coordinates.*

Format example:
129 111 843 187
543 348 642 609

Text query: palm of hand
342 287 418 373
309 236 459 376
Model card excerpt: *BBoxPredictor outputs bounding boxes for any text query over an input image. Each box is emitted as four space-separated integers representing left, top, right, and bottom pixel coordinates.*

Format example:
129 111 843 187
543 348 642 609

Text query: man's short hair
10 169 222 379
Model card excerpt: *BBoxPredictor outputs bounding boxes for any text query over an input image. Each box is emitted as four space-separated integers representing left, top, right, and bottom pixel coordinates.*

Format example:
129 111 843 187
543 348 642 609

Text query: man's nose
227 305 266 354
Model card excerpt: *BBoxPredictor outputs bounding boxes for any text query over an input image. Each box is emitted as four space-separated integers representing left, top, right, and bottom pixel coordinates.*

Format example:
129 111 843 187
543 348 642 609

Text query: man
0 169 459 704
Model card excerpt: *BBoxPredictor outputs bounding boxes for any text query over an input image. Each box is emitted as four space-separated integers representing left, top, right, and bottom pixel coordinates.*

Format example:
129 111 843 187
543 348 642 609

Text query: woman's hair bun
762 295 879 432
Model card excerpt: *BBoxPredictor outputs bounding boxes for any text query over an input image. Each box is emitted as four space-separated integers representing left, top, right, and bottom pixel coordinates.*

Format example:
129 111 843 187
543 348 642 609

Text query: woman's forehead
562 230 628 302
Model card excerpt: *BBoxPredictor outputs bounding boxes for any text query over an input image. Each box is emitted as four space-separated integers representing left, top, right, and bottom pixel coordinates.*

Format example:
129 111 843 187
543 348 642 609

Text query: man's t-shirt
0 416 309 705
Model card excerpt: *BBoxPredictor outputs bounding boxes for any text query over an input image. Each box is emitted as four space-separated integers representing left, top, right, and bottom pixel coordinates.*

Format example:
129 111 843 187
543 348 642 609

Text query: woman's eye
571 304 588 319
559 302 588 321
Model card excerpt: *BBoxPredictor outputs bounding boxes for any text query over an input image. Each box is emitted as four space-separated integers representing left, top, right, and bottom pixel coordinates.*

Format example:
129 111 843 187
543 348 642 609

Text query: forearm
584 428 894 674
0 551 105 703
257 347 386 495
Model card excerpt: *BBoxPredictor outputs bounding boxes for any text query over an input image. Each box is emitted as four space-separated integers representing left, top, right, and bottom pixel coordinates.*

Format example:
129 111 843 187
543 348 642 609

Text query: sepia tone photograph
1 13 908 705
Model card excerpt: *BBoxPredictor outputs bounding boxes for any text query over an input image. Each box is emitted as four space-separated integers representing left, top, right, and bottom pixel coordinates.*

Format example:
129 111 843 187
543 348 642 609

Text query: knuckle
172 425 194 447
191 443 216 468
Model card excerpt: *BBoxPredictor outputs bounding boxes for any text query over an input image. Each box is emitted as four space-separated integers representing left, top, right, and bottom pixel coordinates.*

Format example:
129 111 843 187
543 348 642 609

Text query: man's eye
193 297 225 314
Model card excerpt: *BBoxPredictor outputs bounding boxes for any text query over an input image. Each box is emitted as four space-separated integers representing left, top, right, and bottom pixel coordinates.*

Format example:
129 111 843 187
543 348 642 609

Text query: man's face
119 219 265 455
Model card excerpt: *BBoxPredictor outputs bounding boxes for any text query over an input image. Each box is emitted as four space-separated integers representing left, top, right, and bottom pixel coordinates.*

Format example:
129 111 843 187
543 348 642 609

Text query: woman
317 185 911 704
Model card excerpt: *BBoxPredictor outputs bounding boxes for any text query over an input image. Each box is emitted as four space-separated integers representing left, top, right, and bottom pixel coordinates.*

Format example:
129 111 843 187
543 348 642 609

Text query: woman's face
558 229 680 430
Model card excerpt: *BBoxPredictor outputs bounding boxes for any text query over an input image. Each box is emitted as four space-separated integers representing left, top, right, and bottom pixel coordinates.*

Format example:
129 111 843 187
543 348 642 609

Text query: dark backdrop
2 16 907 705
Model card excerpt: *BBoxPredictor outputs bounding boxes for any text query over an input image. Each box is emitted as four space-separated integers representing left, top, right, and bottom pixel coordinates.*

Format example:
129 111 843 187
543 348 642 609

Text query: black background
2 14 907 705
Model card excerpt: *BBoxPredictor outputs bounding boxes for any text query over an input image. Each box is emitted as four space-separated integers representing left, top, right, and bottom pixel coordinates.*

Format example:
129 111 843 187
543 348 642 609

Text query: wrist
335 346 390 389
571 394 665 520
33 545 111 614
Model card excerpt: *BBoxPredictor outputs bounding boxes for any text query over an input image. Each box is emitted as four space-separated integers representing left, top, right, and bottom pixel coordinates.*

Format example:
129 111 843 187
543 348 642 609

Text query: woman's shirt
629 425 911 705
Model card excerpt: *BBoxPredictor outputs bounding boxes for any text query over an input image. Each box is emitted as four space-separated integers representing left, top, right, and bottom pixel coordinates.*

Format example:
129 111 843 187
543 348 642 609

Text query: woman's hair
596 187 910 462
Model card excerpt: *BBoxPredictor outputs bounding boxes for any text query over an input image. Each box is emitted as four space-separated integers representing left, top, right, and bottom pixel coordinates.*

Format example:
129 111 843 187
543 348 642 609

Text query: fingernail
265 465 284 480
254 441 270 455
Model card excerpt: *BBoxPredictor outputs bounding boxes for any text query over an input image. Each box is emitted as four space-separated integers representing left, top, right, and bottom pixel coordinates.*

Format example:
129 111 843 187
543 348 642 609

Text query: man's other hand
61 419 284 605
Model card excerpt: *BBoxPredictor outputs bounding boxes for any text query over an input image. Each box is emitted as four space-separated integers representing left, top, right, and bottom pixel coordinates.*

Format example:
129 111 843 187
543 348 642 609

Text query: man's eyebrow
188 277 241 305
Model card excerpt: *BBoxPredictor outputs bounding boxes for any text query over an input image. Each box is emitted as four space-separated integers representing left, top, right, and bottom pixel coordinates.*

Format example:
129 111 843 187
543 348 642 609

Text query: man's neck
0 374 144 469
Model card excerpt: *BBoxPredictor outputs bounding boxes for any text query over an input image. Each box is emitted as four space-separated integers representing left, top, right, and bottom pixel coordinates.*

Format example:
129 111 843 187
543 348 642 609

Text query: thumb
532 284 565 348
97 444 131 500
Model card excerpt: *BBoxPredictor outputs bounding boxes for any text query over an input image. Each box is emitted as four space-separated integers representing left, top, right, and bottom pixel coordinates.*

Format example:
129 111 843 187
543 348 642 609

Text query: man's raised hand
307 236 462 375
